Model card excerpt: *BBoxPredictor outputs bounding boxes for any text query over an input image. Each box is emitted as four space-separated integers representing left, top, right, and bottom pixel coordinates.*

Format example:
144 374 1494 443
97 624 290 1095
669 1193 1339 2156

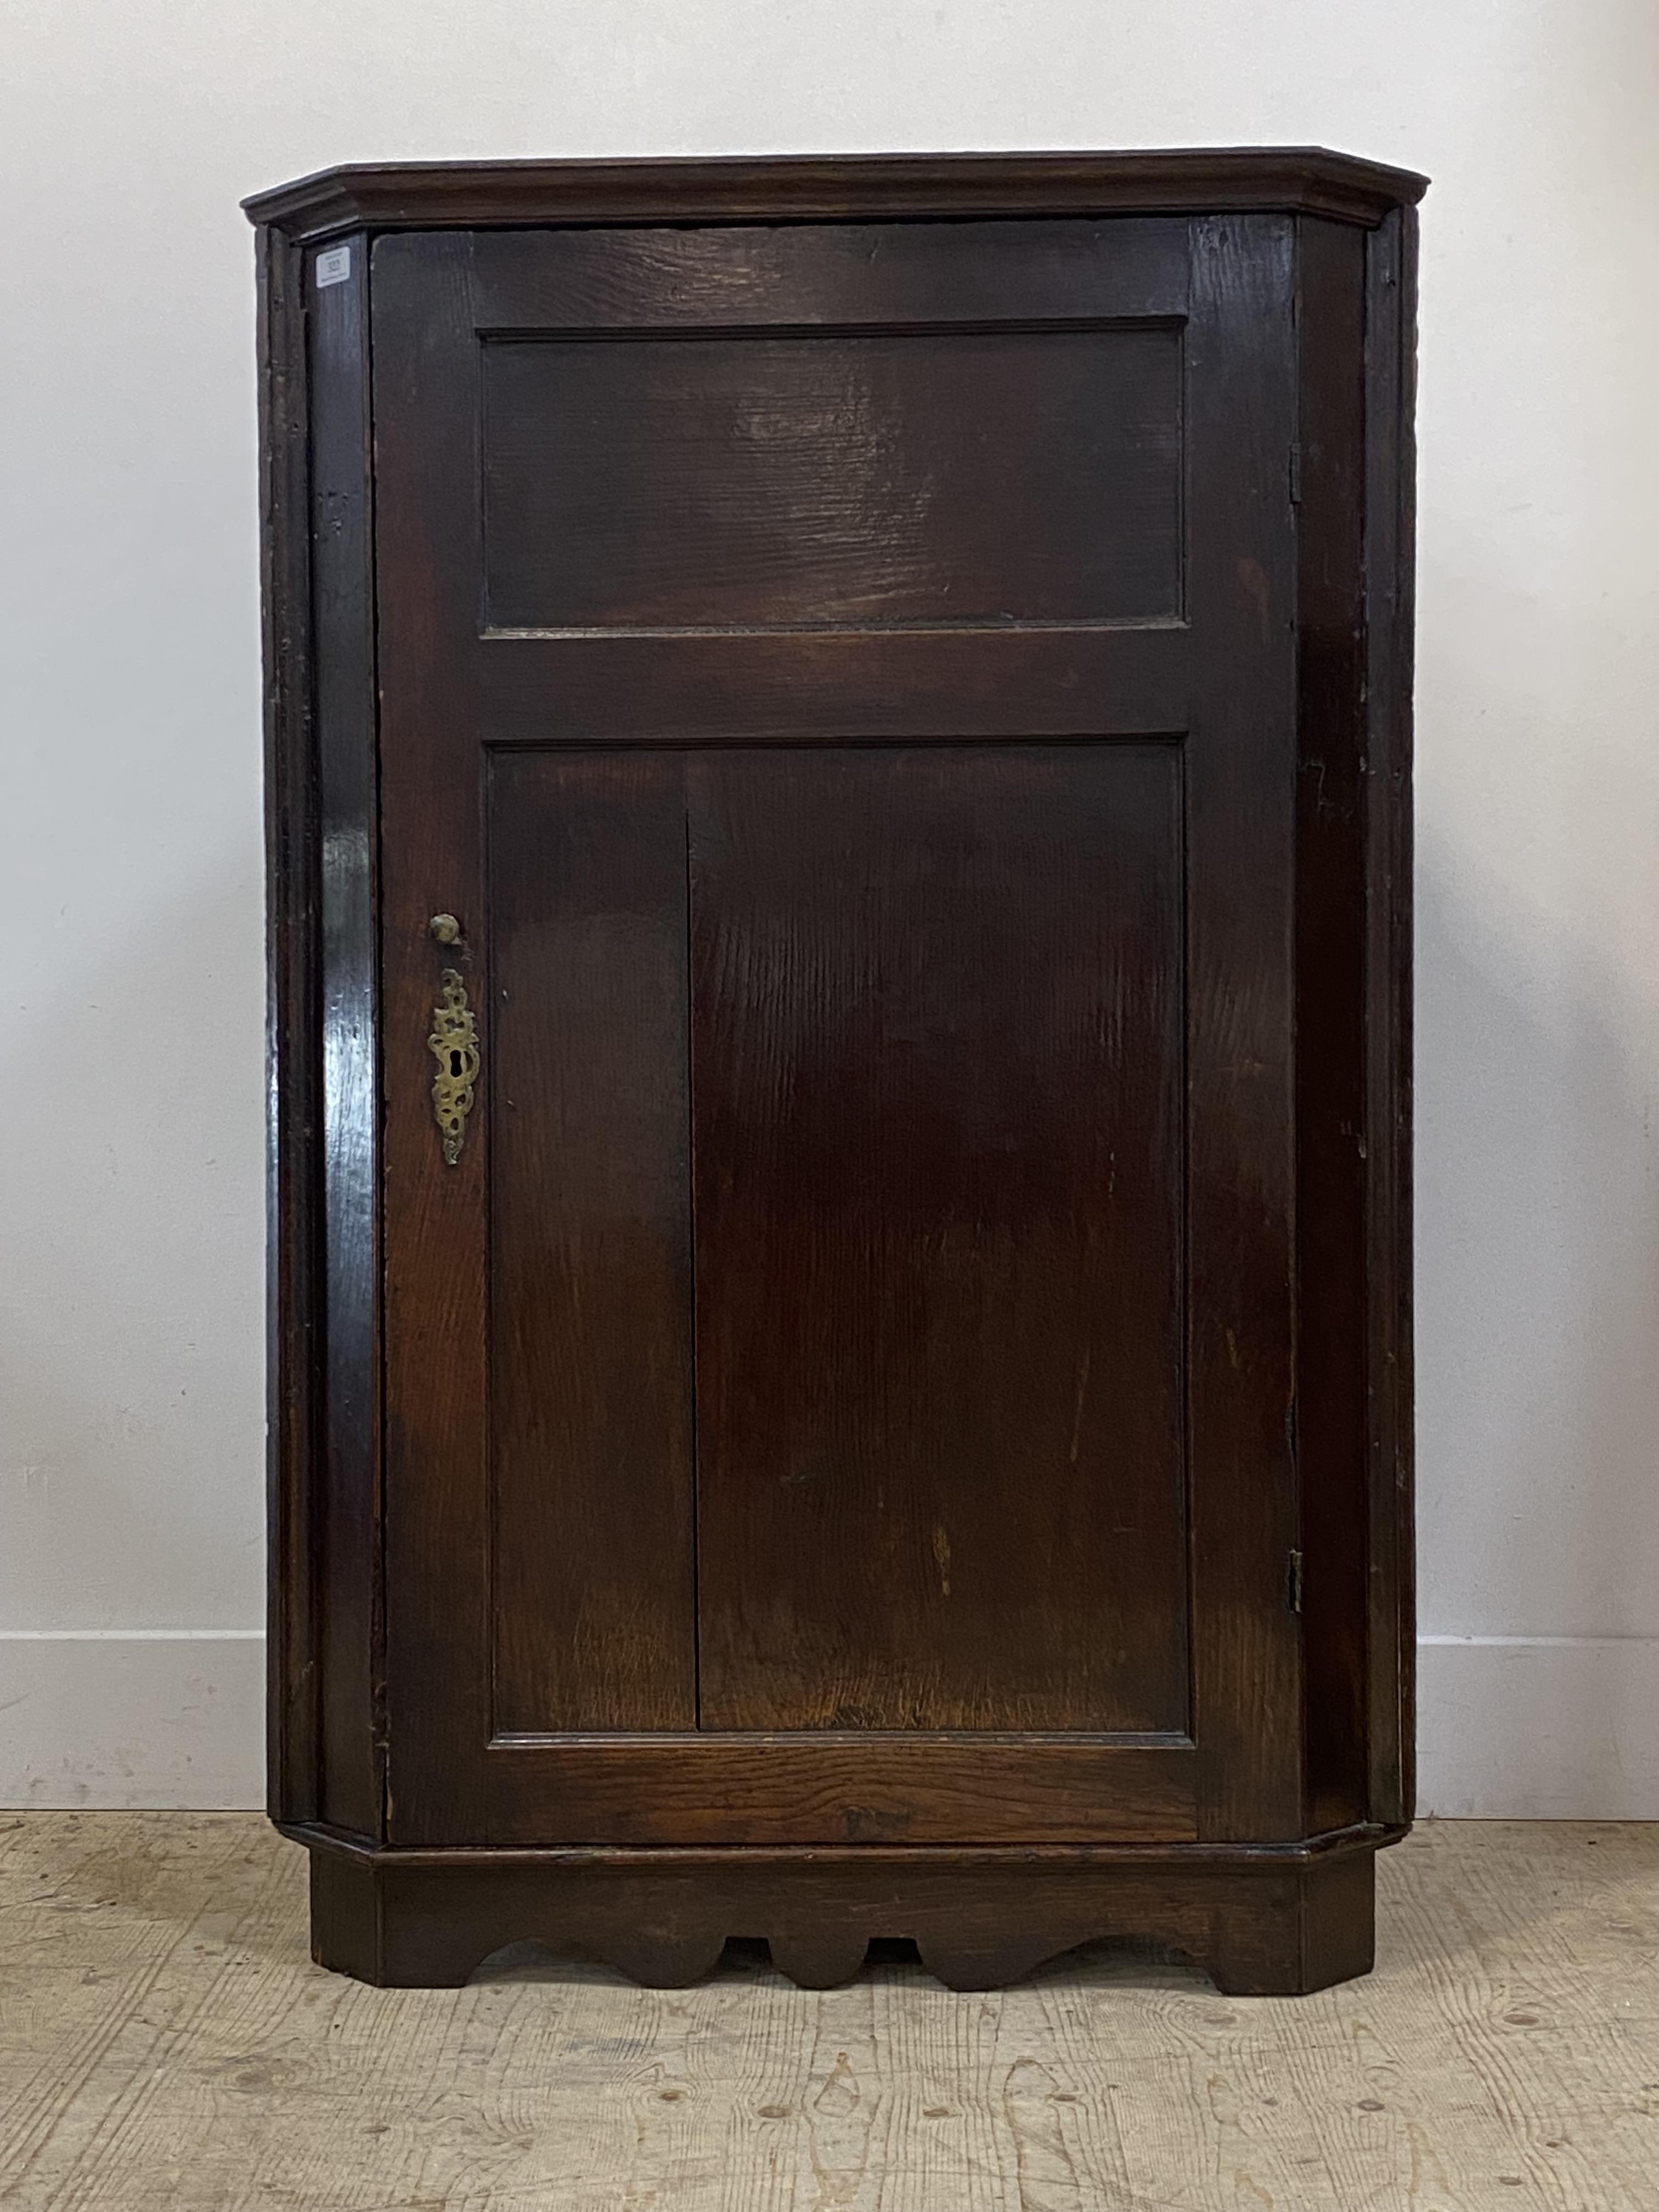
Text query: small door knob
429 912 462 945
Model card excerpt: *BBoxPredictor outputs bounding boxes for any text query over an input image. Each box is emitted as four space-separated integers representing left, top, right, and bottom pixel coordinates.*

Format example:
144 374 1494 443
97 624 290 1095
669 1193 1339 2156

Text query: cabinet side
1292 207 1418 1837
257 223 322 1825
307 233 386 1841
1362 205 1418 1826
1293 217 1372 1836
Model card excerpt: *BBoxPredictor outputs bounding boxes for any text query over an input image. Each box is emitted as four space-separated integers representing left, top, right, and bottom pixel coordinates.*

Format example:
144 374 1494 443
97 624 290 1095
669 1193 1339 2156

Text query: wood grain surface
1 1815 1652 2210
482 325 1182 629
256 221 321 1832
307 230 382 1841
690 746 1187 1737
481 1734 1195 1845
488 750 697 1734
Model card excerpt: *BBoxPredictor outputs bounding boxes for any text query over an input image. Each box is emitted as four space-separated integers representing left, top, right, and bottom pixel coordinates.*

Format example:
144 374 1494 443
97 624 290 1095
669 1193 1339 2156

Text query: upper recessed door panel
481 324 1183 631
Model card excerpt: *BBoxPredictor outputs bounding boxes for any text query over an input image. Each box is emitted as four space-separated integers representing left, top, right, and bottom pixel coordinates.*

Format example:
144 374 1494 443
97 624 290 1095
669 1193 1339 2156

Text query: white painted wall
3 0 1655 1814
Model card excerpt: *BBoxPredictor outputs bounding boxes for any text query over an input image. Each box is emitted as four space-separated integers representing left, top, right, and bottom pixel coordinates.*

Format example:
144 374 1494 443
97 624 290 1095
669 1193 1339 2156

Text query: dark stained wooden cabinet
247 148 1424 1993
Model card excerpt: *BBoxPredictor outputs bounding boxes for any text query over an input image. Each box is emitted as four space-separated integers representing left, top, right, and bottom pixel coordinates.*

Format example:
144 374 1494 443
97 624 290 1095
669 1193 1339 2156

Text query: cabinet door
373 216 1303 1847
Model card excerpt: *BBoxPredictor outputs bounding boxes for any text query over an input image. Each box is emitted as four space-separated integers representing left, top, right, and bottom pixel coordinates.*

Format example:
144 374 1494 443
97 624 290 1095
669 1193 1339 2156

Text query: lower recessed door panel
687 746 1188 1736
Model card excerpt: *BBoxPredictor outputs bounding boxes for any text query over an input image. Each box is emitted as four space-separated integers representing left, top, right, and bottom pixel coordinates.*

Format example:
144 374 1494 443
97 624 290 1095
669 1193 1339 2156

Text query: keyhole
449 1050 466 1078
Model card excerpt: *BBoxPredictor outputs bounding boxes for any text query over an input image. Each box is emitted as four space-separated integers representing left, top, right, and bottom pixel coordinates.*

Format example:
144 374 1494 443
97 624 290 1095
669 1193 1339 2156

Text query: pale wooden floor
0 1816 1655 2209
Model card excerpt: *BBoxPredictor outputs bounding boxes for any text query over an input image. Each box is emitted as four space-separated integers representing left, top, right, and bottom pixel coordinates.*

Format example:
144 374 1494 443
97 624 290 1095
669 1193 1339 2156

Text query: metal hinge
1288 1548 1305 1615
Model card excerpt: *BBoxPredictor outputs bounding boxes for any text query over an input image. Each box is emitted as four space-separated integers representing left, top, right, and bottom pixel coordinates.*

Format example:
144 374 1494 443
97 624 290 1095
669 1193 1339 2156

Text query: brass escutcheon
428 969 479 1166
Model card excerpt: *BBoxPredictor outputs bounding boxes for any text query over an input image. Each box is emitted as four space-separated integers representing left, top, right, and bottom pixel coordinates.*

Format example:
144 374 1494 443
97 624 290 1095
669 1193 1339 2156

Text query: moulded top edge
242 146 1429 243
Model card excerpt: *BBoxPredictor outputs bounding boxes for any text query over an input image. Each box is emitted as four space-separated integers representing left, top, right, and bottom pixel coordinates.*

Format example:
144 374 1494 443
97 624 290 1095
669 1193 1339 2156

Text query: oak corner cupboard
247 146 1424 1994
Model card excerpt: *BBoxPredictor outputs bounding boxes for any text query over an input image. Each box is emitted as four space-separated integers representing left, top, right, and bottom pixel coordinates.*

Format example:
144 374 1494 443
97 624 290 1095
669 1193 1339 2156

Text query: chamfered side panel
1362 203 1419 1826
1294 216 1370 1833
488 751 697 1731
258 221 321 1827
690 743 1188 1734
482 328 1182 630
308 230 382 1838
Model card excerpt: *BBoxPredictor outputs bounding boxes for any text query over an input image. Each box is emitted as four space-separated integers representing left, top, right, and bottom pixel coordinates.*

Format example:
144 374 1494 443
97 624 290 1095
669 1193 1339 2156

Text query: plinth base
290 1825 1397 1994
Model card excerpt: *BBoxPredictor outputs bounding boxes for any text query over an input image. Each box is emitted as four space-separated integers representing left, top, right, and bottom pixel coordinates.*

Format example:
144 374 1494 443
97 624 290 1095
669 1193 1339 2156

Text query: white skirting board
0 1632 265 1811
2 1632 1656 1815
1414 1634 1659 1820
